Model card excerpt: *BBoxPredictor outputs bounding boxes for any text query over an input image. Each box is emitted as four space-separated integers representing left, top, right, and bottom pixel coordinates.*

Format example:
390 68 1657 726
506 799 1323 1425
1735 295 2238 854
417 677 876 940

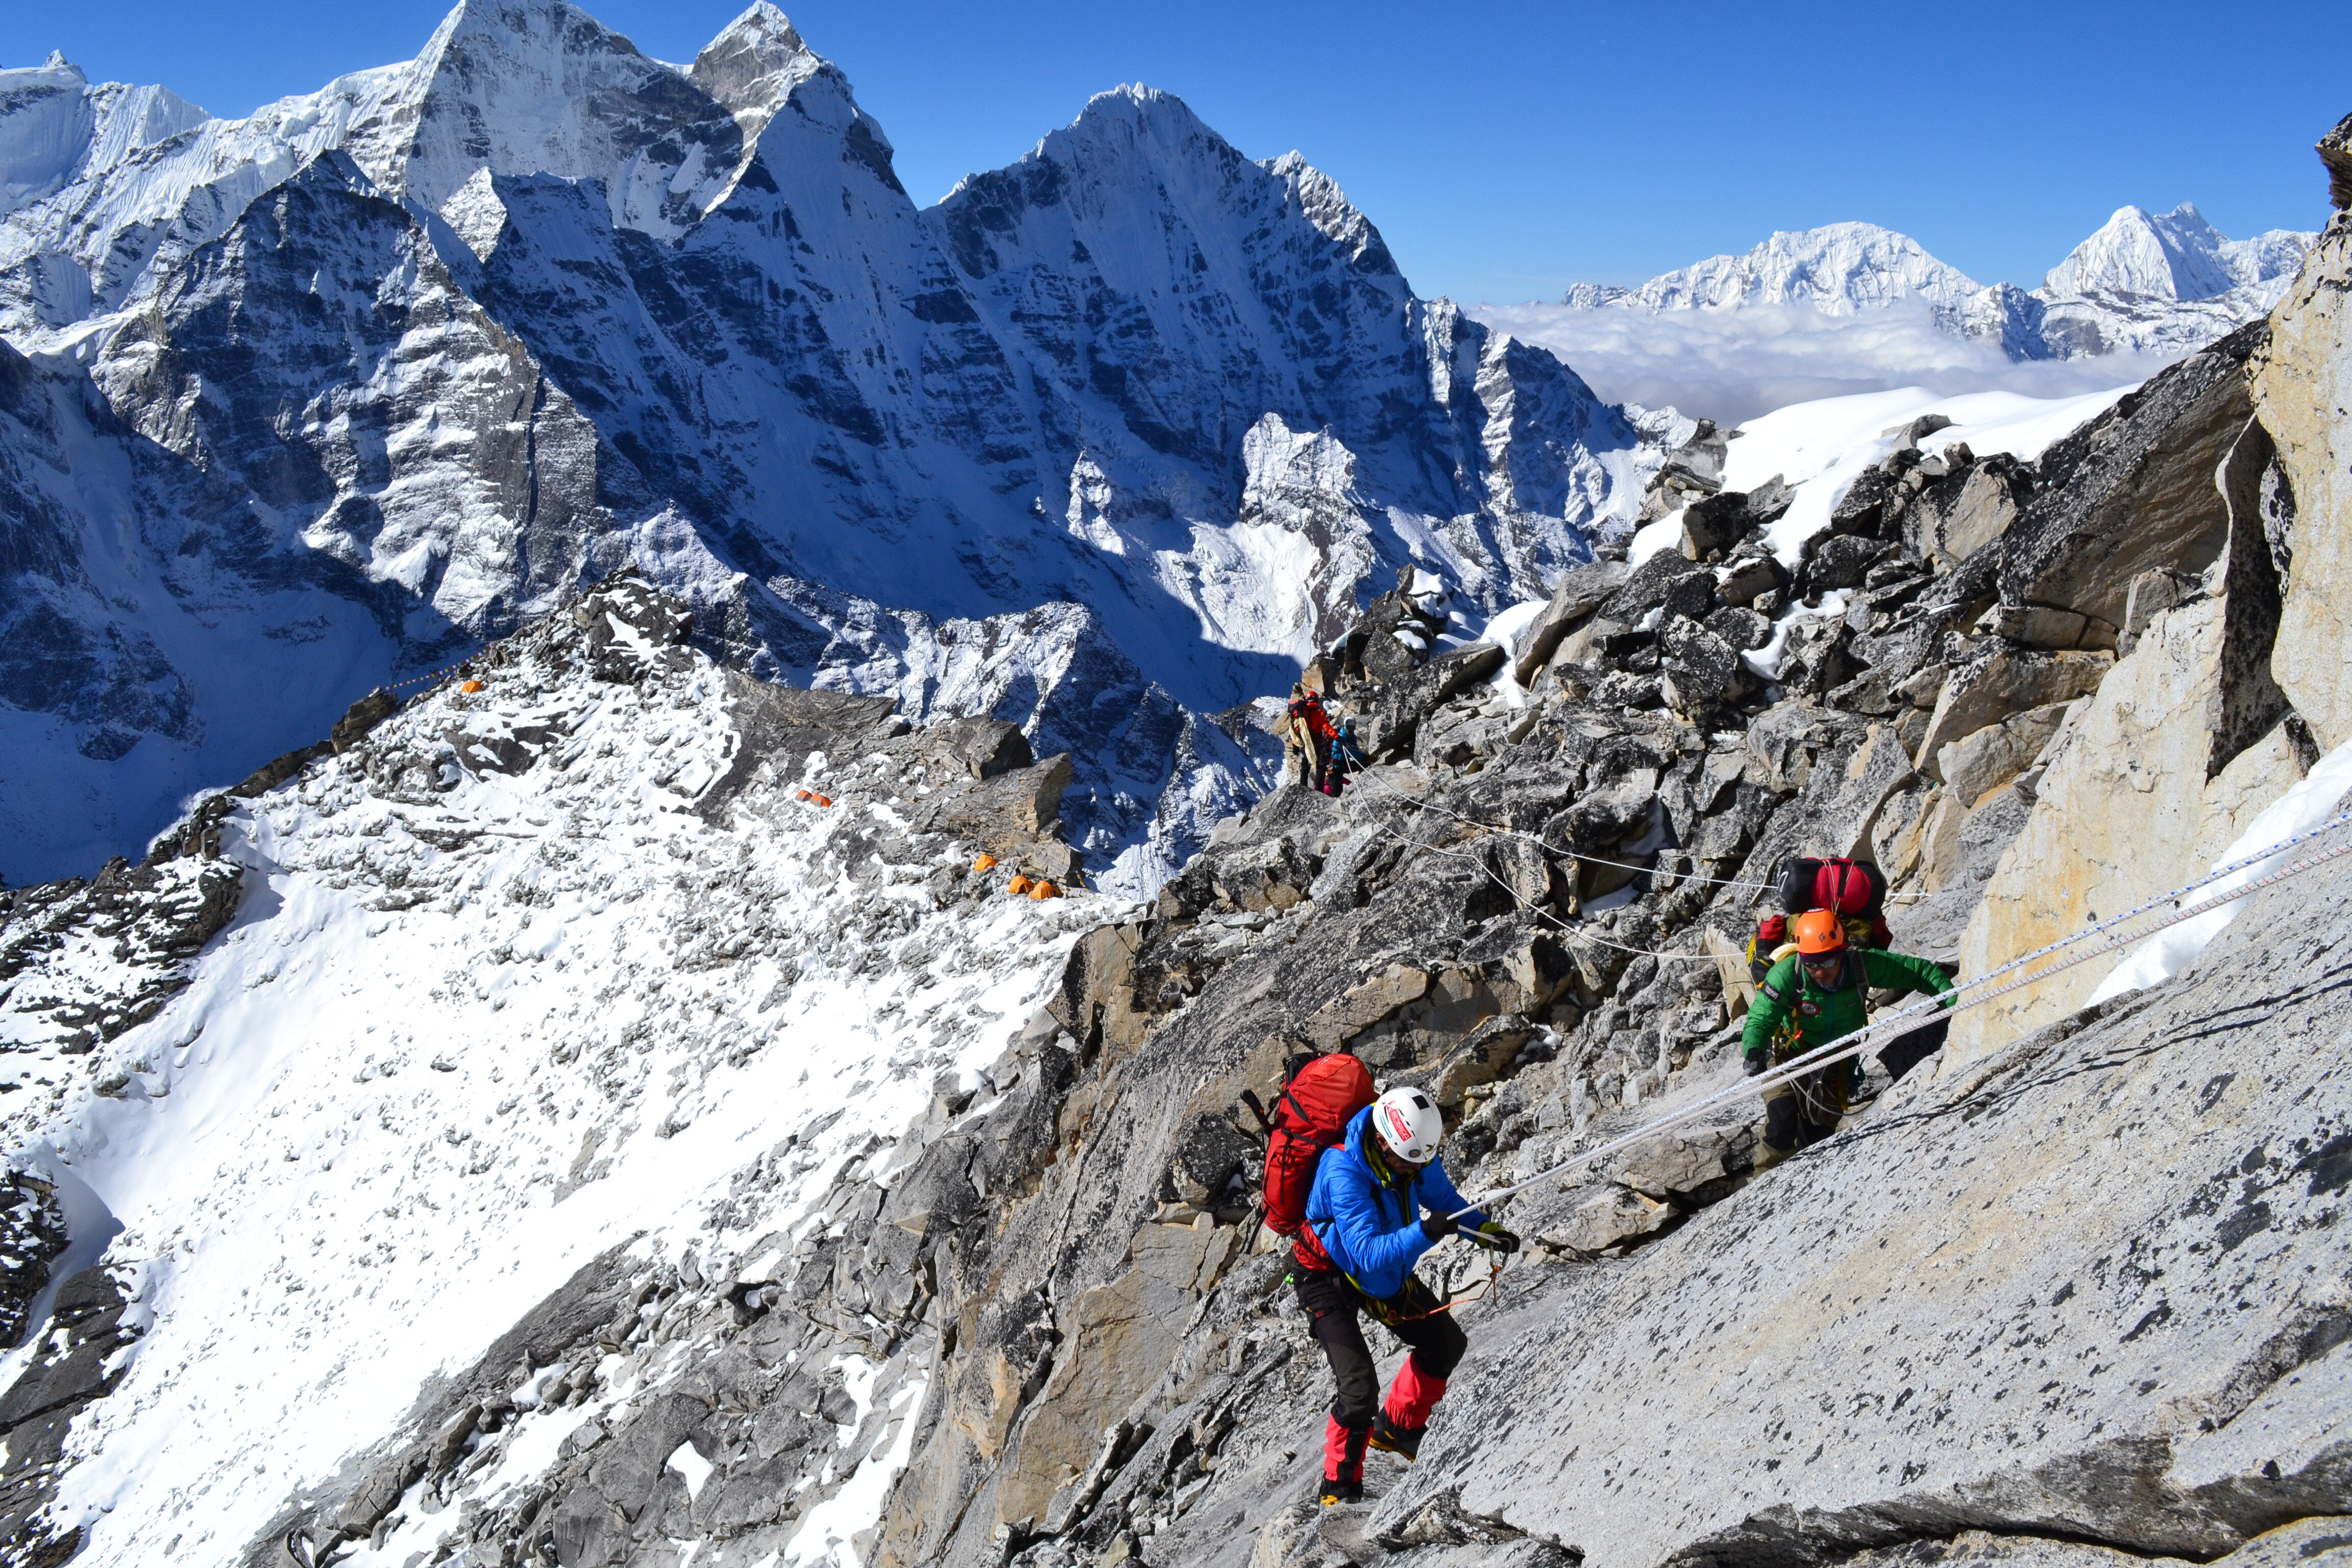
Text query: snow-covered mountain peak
1629 220 1987 315
2044 201 2233 299
0 55 207 218
689 2 826 141
333 0 751 236
1262 150 1398 276
2039 200 2310 303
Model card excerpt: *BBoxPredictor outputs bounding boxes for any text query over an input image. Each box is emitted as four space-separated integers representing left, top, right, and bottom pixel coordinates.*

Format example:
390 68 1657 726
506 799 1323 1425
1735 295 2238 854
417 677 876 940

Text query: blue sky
12 0 2348 303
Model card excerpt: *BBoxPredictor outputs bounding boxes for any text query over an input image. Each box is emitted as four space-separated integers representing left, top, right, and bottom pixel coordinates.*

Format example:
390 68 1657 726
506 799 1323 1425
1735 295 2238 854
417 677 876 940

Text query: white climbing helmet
1370 1086 1442 1165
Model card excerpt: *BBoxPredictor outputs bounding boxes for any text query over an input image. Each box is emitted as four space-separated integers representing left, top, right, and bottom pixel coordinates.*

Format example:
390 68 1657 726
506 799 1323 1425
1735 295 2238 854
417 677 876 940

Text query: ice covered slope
0 1 1650 890
0 574 1115 1567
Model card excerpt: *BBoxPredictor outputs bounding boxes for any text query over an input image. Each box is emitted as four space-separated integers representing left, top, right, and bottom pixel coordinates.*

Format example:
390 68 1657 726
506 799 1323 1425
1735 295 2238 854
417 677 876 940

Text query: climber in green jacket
1741 909 1954 1168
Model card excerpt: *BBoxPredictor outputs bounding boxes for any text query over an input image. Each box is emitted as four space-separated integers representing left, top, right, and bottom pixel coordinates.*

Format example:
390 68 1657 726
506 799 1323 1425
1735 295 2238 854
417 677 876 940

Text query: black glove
1468 1222 1520 1255
1419 1211 1455 1241
1742 1052 1767 1077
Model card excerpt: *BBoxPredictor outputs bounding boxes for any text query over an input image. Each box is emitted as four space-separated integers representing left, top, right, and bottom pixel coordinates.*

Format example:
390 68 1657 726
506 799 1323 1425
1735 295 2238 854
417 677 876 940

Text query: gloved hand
1467 1222 1520 1254
1742 1052 1767 1077
1419 1211 1455 1242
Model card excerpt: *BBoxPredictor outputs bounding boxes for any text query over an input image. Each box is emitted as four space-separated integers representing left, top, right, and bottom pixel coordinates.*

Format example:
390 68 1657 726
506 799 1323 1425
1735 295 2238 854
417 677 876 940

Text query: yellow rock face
1945 596 2306 1069
2251 218 2352 748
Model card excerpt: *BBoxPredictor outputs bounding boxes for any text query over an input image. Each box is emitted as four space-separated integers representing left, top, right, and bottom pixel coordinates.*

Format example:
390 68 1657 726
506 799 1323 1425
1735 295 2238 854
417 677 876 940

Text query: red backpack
1242 1053 1375 1256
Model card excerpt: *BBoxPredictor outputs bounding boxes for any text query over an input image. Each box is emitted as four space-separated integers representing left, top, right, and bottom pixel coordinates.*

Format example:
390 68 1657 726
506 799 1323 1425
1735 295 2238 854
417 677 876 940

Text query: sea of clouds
1471 298 2178 428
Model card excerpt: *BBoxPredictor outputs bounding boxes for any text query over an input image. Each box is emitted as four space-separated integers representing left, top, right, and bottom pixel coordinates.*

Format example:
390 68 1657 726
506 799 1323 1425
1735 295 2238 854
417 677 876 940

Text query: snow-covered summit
1539 212 2315 364
0 54 206 217
1614 221 1986 320
2042 200 2310 300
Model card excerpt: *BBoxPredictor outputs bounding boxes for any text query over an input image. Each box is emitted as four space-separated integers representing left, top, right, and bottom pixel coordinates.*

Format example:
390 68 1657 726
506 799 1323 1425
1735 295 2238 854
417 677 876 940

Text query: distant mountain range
0 3 1660 887
1554 207 2312 360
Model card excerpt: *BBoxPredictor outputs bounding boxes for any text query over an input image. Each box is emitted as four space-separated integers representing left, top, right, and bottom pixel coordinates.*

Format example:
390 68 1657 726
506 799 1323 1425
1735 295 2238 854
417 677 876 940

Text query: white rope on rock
1447 811 2352 1216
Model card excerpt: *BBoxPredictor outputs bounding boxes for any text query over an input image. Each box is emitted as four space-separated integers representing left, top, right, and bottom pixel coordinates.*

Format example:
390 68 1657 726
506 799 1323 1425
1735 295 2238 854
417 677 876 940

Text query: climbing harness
1445 810 2352 1217
1368 1255 1506 1323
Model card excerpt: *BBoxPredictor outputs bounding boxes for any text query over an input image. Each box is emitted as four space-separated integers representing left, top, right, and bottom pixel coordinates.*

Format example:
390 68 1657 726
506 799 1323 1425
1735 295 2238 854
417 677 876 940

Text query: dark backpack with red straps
1775 855 1891 945
1242 1052 1375 1244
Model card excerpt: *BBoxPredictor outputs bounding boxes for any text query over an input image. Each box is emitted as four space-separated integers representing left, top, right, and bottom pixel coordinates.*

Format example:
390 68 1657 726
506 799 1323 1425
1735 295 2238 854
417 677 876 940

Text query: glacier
0 1 1656 892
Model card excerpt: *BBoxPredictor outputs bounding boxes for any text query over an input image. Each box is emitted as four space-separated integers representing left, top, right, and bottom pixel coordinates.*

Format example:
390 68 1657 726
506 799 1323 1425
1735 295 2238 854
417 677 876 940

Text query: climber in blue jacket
1296 1087 1519 1505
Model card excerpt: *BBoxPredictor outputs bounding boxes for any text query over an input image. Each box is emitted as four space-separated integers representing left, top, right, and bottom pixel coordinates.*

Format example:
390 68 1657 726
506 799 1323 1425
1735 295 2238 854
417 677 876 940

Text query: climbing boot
1368 1414 1424 1461
1318 1478 1363 1506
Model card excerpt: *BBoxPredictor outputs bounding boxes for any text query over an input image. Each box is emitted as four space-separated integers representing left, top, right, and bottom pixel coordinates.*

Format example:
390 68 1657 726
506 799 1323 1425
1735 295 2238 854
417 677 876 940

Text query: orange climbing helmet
1791 909 1848 955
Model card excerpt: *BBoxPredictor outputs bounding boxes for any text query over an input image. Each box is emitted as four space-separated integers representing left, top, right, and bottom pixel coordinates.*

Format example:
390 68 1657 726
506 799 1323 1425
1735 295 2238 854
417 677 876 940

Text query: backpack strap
1237 1089 1272 1137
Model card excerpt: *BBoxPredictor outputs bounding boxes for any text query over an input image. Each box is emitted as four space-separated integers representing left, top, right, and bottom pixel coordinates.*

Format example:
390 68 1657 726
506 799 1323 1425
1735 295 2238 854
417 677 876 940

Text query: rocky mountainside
1554 207 2314 361
0 120 2340 1568
0 2 1660 890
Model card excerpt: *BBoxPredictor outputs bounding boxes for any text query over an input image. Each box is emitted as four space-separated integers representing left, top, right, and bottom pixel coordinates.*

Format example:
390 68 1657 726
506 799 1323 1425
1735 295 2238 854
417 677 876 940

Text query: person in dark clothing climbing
1297 1087 1519 1505
1741 910 1954 1168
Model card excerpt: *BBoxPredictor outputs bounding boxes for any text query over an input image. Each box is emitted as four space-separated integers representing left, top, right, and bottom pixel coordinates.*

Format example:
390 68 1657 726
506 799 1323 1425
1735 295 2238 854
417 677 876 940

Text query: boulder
1916 649 2114 777
1680 492 1757 561
1976 603 2094 650
1717 553 1791 606
1611 1121 1752 1202
1600 552 1715 626
1166 1115 1257 1208
1658 617 1744 712
1706 605 1773 652
1934 702 2075 809
1906 453 2032 569
933 754 1074 848
1805 533 1892 593
2250 212 2352 747
1403 1013 1536 1111
1514 561 1629 685
1539 1185 1677 1256
921 718 1034 780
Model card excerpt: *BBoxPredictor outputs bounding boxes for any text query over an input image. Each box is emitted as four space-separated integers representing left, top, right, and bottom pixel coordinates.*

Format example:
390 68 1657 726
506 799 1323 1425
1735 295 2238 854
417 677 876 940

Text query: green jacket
1740 948 1953 1062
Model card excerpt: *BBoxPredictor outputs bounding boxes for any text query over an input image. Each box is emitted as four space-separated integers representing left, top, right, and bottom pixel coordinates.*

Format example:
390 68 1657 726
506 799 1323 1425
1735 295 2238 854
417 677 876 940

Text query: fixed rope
1446 811 2352 1216
384 654 483 693
1347 754 1941 899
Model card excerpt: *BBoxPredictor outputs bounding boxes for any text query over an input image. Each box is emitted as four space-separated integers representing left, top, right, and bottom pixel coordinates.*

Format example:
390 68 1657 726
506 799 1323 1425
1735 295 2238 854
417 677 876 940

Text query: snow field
1 639 1115 1566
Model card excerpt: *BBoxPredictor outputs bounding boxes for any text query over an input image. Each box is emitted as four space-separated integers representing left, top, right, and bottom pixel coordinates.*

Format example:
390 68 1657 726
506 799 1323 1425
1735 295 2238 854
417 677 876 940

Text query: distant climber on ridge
1742 910 1954 1168
1297 1086 1518 1505
1285 683 1339 792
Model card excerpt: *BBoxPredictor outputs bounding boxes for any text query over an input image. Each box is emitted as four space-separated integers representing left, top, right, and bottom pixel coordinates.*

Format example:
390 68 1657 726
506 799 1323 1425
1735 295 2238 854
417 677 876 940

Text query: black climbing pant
1760 1065 1847 1161
1295 1269 1466 1428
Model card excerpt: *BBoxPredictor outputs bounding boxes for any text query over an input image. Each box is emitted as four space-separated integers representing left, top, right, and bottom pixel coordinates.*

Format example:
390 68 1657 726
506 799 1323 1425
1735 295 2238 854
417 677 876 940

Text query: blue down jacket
1303 1105 1486 1301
